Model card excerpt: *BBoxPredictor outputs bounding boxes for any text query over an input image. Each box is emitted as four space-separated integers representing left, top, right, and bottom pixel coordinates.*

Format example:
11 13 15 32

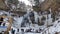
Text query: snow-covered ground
0 0 60 34
0 9 60 34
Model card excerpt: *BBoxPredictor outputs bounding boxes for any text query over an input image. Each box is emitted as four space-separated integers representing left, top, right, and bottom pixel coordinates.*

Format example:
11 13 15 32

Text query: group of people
25 28 43 33
9 27 43 34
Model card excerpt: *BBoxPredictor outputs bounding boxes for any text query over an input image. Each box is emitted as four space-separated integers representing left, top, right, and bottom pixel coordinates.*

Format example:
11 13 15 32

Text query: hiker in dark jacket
0 17 3 25
11 28 15 34
17 29 19 32
29 12 35 24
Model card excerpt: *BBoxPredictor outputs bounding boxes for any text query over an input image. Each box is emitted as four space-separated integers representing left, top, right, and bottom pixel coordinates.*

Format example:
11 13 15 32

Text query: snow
13 16 24 28
18 0 32 6
40 19 60 34
1 11 48 34
0 0 60 34
0 9 59 34
0 9 60 34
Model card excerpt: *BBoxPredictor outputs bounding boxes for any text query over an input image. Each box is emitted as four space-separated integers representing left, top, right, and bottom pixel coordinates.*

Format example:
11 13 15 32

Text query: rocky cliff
0 0 9 10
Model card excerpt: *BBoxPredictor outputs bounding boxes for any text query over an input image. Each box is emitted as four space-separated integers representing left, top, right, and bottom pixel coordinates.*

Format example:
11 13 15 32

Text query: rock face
33 0 60 11
0 0 9 10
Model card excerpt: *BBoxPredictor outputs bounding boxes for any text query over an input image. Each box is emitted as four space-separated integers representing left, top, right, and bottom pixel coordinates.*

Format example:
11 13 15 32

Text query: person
39 28 42 33
21 29 24 34
29 12 35 24
17 29 19 32
3 23 5 26
21 29 24 32
11 28 15 34
0 17 3 25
